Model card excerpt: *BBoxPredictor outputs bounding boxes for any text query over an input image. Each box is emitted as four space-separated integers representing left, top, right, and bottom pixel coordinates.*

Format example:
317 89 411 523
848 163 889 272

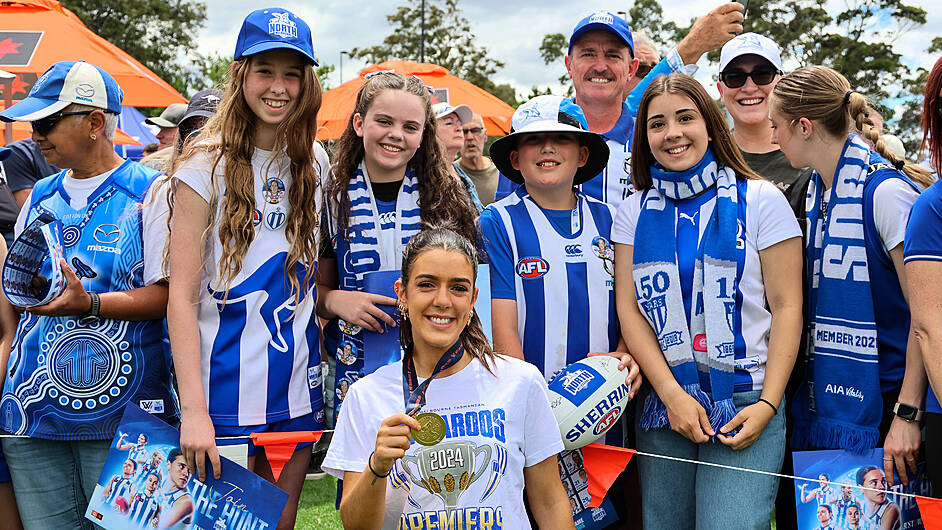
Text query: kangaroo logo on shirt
268 12 297 39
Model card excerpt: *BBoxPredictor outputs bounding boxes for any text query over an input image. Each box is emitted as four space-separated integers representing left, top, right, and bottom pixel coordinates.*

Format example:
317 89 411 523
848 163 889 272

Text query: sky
194 0 941 104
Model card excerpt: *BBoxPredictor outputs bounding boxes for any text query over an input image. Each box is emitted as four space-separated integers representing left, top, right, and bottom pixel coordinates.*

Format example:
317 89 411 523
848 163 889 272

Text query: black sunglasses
719 68 781 88
636 62 656 80
31 110 96 136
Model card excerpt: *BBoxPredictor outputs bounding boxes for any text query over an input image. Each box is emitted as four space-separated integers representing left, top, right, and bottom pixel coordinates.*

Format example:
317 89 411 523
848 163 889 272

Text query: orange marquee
318 60 515 140
0 0 186 108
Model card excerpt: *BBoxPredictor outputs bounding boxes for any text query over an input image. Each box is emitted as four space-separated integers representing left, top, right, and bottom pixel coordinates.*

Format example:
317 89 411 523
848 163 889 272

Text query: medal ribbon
402 339 465 415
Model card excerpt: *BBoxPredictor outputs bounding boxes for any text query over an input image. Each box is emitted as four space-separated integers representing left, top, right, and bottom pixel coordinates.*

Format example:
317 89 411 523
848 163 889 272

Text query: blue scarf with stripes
792 135 882 452
344 161 422 290
633 149 741 434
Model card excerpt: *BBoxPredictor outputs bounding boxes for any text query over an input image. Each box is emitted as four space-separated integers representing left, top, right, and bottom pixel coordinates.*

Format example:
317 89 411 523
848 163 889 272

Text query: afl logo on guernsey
515 257 549 279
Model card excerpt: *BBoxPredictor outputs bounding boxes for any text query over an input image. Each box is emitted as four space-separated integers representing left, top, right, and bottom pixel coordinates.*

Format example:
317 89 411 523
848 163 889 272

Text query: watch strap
80 292 100 323
893 402 924 422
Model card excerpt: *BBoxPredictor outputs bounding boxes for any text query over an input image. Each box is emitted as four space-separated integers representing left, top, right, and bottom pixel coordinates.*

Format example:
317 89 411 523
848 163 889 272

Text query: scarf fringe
791 419 880 454
708 397 737 436
640 383 714 432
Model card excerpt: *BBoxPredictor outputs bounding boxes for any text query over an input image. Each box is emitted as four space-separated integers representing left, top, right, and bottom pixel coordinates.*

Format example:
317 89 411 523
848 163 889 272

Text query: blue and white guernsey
105 476 134 506
480 188 617 380
128 491 161 527
0 160 178 440
174 145 328 427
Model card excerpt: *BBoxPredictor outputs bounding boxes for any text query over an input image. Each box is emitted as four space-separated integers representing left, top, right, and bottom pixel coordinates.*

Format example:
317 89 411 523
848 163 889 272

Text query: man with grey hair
457 113 499 206
626 30 661 94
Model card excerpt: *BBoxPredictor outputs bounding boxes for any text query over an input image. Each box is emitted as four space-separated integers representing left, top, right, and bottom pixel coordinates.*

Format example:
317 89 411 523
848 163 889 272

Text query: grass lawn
296 476 343 529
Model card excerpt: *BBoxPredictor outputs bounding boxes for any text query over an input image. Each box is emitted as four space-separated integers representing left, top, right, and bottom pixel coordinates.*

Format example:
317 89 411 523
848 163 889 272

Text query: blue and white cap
0 61 123 122
234 8 317 65
490 95 610 185
719 33 783 72
569 11 634 55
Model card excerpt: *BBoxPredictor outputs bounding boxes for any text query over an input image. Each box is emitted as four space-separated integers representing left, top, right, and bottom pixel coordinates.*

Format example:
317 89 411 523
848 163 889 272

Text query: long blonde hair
170 54 323 305
771 65 933 188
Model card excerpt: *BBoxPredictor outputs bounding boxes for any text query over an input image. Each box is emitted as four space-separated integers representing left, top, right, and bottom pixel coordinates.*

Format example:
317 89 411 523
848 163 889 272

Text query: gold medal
411 412 447 446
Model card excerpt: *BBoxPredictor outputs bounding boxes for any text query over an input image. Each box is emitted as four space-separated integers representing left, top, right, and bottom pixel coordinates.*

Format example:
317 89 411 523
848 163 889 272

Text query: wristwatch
79 292 101 326
893 402 924 423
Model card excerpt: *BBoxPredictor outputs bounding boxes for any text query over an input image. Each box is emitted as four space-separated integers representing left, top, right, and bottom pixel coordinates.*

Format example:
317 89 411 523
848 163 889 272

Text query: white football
547 356 631 450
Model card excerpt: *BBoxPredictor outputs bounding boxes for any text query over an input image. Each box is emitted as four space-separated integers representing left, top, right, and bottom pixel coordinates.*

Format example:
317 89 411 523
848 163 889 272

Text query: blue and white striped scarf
634 149 741 434
344 161 422 290
792 135 881 452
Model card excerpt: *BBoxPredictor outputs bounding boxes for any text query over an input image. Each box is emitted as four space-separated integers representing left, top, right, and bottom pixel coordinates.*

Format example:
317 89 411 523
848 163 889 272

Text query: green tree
62 0 207 94
349 0 516 106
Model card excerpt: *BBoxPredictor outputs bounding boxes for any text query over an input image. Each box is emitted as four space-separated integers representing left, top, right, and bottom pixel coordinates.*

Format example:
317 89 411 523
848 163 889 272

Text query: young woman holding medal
322 226 574 529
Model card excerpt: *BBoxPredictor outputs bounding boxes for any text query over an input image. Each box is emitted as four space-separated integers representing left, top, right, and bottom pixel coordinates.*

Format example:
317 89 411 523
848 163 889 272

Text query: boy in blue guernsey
480 95 640 393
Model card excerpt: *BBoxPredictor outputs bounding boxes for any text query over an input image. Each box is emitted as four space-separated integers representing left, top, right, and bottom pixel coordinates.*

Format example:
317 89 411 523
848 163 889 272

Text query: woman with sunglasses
904 54 942 493
0 61 178 529
717 33 806 191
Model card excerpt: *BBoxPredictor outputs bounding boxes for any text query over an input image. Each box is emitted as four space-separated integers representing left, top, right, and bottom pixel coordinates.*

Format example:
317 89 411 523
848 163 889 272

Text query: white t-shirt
14 166 168 286
172 143 331 425
611 179 801 391
323 355 564 530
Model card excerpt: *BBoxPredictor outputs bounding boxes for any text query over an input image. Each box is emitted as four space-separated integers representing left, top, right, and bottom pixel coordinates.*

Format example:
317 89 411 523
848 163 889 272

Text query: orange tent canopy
0 0 186 107
8 120 139 145
317 60 515 140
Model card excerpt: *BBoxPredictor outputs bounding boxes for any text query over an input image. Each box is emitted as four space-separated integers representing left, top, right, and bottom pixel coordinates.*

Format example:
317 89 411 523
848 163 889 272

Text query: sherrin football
547 355 631 450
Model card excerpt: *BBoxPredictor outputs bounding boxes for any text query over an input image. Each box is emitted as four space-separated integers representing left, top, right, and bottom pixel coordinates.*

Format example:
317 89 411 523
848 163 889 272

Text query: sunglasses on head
719 68 781 88
636 62 656 80
31 110 112 136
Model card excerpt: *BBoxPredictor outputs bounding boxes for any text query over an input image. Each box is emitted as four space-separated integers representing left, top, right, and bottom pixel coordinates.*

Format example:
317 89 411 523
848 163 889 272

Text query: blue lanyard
402 339 465 415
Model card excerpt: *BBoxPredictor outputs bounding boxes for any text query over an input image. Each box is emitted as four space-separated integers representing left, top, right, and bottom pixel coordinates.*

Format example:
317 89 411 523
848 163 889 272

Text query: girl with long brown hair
770 65 931 494
165 9 327 529
322 225 573 529
613 73 802 528
316 72 477 424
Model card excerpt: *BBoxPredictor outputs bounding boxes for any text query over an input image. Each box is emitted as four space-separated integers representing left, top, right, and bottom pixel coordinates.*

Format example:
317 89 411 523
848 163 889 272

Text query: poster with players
86 404 289 530
792 449 934 530
558 449 619 529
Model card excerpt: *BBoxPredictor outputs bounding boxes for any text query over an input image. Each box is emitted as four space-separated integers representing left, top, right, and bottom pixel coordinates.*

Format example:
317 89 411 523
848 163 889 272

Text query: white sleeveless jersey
172 143 329 426
483 189 617 380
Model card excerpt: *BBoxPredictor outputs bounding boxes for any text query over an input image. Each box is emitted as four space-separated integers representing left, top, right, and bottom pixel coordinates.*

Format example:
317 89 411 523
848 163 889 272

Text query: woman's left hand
717 402 775 451
587 351 641 400
883 417 920 487
27 259 91 317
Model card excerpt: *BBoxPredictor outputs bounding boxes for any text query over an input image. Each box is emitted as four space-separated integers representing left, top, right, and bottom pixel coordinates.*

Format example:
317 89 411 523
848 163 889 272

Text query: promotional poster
793 449 934 530
86 405 289 530
558 449 619 529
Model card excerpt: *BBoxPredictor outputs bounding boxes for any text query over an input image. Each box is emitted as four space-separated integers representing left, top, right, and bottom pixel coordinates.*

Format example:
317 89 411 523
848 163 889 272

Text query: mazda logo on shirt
93 224 120 244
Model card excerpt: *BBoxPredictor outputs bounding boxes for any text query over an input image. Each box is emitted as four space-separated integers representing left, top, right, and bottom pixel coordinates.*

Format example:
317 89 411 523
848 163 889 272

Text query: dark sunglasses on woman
719 67 782 89
31 109 116 136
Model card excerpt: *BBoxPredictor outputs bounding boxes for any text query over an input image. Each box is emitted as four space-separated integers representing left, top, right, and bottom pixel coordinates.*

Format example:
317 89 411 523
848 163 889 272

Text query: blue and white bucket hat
489 95 610 185
0 61 123 122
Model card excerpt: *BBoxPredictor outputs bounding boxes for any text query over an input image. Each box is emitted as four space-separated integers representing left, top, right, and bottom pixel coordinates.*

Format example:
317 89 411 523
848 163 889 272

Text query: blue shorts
0 445 9 482
216 412 324 457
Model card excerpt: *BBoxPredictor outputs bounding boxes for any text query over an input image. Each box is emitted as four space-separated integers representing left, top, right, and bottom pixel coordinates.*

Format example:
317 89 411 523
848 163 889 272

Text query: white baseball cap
719 33 783 72
432 103 472 124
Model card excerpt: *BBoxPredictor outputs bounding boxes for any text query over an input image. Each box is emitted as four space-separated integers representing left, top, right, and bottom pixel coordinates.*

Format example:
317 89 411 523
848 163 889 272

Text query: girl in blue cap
166 8 326 528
